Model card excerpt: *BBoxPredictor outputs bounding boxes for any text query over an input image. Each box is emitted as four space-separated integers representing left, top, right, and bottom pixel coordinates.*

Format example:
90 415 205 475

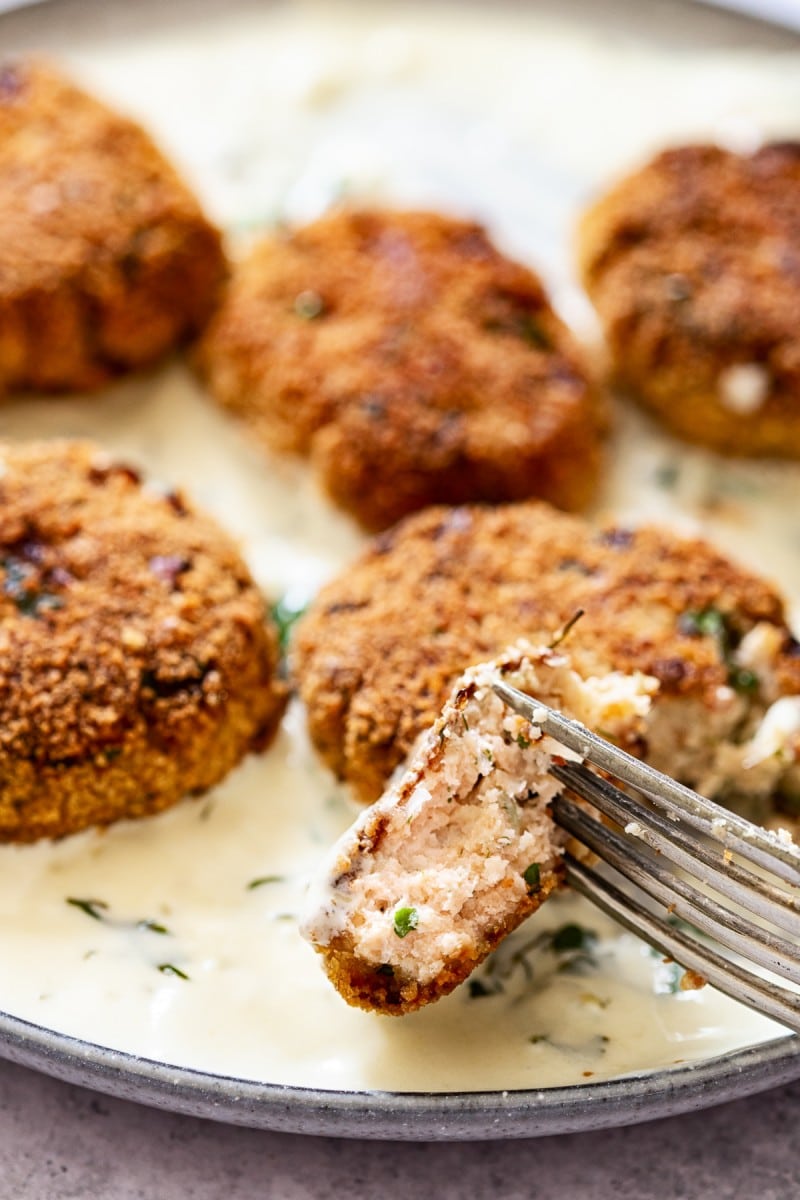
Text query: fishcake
292 501 800 812
197 208 605 531
0 440 286 841
579 143 800 456
301 643 655 1014
0 59 226 394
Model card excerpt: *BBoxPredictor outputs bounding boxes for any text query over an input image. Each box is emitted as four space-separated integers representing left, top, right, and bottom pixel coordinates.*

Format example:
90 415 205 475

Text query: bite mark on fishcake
301 643 656 1015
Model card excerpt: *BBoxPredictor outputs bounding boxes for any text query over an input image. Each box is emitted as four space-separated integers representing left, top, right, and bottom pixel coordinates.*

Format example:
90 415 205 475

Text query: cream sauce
0 0 799 1092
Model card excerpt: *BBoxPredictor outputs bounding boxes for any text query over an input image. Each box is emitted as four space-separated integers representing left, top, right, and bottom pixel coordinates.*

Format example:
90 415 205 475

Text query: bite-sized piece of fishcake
0 59 226 394
197 207 605 531
292 502 800 814
578 143 800 456
0 440 286 842
301 643 656 1014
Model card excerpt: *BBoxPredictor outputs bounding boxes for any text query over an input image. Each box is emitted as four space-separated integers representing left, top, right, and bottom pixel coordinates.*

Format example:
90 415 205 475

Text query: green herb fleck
157 963 190 981
393 906 419 939
247 874 285 890
376 963 395 977
679 607 760 695
136 919 170 935
551 923 596 954
523 863 542 893
66 897 109 922
270 596 307 653
294 289 325 320
516 732 531 749
729 666 759 694
14 590 65 618
654 462 680 490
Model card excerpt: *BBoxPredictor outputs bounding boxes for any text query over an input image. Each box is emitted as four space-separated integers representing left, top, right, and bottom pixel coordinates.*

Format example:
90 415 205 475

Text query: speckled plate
0 1007 797 1138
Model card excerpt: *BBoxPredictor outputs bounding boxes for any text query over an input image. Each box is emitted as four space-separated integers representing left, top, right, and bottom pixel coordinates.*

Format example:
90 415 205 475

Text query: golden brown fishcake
0 440 286 841
0 59 226 394
292 501 800 804
197 208 606 531
579 143 800 456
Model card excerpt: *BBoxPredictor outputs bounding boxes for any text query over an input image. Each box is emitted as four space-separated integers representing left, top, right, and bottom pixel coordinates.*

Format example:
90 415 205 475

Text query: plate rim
0 1002 798 1139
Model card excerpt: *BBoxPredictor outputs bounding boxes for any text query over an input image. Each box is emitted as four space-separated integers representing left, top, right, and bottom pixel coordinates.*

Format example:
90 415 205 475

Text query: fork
492 679 800 1035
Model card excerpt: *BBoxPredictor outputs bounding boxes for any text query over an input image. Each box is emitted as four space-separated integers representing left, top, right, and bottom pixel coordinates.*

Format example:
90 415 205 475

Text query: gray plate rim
0 1002 798 1139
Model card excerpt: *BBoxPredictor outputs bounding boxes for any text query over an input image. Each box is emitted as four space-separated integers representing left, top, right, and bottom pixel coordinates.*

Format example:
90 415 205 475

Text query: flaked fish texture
301 641 656 1014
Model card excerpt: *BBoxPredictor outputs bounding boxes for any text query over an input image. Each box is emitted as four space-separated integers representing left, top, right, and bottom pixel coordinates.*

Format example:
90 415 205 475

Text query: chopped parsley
136 919 170 935
158 963 190 981
66 897 109 922
393 906 419 938
246 874 285 890
270 596 307 652
523 862 542 893
551 922 595 953
679 606 760 695
516 732 531 749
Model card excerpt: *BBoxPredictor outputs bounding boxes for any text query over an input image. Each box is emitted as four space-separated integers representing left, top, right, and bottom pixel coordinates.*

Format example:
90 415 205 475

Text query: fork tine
551 761 800 939
563 853 800 1035
553 793 800 986
492 680 800 883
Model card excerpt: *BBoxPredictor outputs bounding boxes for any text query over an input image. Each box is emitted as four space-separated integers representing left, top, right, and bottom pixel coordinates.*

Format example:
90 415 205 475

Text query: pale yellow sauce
0 0 798 1092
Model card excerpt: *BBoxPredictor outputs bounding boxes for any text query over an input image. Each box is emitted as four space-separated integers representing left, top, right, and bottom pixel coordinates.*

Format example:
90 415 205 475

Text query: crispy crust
318 875 561 1014
197 208 606 530
0 440 286 841
292 501 800 803
0 59 226 394
579 143 800 456
302 644 654 1014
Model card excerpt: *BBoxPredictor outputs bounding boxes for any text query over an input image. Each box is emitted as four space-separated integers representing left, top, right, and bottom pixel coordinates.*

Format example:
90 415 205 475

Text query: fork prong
563 853 800 1036
551 761 800 939
492 681 800 883
553 793 800 986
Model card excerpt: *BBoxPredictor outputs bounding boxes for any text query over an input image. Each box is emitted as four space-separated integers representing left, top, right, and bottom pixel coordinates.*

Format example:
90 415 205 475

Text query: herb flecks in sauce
67 898 172 938
270 596 308 653
157 963 190 981
247 874 286 890
136 919 171 935
66 897 109 922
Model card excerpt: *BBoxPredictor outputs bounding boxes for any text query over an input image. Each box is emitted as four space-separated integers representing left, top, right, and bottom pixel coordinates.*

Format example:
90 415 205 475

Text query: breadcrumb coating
197 208 606 530
302 643 655 1014
0 59 226 394
0 440 286 841
293 501 800 804
579 143 800 456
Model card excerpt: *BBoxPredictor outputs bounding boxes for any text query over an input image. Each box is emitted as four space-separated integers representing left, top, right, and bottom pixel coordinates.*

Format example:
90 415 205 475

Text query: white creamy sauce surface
0 0 799 1092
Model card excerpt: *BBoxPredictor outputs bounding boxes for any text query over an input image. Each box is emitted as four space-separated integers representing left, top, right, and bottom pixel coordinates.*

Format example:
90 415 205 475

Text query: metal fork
492 679 800 1035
